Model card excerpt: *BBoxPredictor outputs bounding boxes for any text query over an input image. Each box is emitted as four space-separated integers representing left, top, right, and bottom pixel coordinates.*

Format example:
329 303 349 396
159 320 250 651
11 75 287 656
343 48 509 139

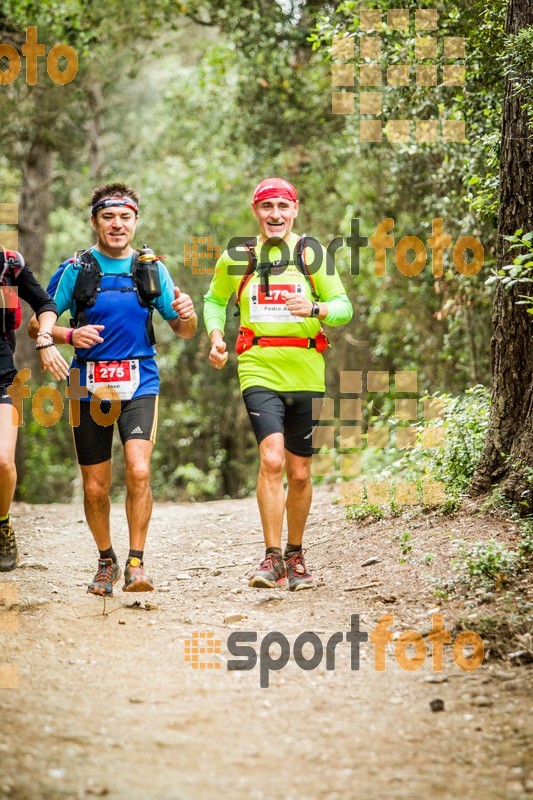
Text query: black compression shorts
72 395 159 466
242 386 324 457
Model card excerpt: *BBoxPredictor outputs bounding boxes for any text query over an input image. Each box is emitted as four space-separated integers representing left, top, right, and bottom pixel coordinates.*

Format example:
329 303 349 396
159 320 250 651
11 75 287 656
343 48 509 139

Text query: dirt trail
0 489 531 800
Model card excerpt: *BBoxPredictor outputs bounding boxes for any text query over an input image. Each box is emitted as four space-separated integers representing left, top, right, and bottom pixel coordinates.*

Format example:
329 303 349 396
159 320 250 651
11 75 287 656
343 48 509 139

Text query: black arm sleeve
16 266 58 318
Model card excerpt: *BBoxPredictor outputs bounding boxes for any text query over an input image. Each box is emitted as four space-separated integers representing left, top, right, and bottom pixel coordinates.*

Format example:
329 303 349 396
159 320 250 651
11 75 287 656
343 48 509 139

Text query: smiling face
91 206 137 258
251 196 299 242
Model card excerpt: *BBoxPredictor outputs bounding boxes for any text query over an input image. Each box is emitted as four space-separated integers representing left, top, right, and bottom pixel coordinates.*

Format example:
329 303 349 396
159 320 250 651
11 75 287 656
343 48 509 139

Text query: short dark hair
90 183 140 209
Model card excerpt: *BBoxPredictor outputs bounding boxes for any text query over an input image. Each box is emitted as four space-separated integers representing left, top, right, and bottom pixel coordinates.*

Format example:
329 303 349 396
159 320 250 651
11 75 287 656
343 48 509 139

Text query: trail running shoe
122 558 154 592
248 552 287 589
285 549 316 591
0 520 17 572
87 558 122 596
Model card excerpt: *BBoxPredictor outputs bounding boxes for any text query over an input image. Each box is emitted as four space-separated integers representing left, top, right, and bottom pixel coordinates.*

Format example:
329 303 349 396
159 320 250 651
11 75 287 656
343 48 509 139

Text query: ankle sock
128 549 144 563
99 547 117 563
285 543 302 556
0 514 10 525
266 547 282 557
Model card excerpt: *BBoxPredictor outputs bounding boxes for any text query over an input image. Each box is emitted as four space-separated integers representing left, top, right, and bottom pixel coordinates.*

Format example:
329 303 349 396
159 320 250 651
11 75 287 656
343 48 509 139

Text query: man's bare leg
124 438 153 552
249 433 287 587
122 438 154 592
285 451 312 547
81 460 120 595
256 433 285 549
80 460 113 550
284 451 316 590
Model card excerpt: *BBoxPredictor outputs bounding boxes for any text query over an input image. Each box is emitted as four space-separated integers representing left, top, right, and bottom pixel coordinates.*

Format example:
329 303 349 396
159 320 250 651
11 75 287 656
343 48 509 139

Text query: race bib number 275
86 359 140 400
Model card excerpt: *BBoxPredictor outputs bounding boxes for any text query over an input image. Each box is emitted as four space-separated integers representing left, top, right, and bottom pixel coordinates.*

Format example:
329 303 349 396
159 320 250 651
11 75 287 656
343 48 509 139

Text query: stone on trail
198 540 217 550
361 557 381 567
471 696 493 707
224 613 247 624
430 699 445 712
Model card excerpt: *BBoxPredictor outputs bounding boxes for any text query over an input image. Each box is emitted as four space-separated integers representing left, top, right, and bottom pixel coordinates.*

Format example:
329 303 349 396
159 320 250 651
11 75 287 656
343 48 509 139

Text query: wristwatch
311 302 320 317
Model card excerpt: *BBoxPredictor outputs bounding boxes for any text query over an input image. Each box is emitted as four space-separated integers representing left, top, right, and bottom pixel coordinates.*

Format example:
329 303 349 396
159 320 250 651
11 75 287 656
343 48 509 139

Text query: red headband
252 178 298 204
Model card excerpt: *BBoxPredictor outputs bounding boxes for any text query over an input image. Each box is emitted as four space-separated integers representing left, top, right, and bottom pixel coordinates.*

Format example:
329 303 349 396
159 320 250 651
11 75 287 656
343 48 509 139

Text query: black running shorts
0 340 17 405
242 386 324 457
72 395 159 466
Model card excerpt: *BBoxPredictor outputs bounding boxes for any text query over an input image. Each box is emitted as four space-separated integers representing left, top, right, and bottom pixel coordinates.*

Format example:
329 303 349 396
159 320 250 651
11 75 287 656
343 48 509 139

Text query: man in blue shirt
30 183 196 595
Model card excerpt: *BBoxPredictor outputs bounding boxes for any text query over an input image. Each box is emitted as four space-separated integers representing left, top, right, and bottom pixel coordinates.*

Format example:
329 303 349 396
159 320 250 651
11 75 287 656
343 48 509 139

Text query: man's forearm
169 313 197 339
210 328 225 345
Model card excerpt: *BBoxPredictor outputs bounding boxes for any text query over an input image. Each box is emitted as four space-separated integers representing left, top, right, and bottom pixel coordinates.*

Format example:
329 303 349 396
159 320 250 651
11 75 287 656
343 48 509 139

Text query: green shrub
345 501 385 523
453 539 518 588
401 385 490 500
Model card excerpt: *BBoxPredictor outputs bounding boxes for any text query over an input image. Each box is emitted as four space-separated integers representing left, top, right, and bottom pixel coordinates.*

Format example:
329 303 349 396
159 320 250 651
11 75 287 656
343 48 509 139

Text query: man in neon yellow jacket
204 178 353 590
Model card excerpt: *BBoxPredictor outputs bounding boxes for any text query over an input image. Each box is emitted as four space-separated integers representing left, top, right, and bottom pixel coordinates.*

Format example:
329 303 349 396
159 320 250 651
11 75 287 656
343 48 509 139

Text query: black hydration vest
70 248 162 345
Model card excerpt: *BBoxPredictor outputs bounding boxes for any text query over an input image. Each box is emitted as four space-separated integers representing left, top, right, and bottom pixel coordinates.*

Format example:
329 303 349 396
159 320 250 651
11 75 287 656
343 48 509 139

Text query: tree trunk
87 82 104 179
18 137 53 275
13 135 53 498
470 0 533 510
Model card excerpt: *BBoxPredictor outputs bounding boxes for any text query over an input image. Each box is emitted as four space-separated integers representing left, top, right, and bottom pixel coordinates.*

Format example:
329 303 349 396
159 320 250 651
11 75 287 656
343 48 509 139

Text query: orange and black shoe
285 548 317 591
122 558 154 593
248 551 287 589
87 558 122 596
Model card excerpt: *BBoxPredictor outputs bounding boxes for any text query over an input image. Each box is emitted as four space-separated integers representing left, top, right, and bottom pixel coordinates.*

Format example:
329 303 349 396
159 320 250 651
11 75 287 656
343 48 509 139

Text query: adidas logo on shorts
130 426 143 435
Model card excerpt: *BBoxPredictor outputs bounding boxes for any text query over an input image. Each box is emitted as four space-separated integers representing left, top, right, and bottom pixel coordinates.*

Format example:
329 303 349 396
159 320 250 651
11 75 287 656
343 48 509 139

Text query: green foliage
345 500 385 522
501 25 533 125
397 530 412 563
486 231 533 314
427 388 490 494
401 385 490 500
483 488 533 562
343 483 404 521
453 539 519 588
17 391 74 503
517 517 533 561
